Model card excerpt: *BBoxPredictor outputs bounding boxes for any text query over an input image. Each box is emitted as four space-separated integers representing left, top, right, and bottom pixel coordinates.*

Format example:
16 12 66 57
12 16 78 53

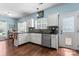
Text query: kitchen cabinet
17 33 29 45
18 22 27 33
30 33 41 45
35 18 47 29
47 13 58 26
27 18 34 27
51 35 58 49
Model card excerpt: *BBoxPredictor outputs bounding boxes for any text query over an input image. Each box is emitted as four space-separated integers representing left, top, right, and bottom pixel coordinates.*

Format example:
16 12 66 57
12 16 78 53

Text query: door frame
59 11 79 50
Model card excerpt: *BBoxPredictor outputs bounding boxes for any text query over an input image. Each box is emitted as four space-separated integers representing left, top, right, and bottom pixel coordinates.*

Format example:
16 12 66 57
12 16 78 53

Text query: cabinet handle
77 31 79 32
61 30 63 34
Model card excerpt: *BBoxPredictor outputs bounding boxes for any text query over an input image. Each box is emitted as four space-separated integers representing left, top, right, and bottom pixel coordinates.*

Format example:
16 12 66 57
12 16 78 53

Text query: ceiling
0 3 60 18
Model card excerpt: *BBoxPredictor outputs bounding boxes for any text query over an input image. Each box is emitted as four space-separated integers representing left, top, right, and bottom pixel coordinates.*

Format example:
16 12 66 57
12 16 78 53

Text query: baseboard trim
18 42 57 50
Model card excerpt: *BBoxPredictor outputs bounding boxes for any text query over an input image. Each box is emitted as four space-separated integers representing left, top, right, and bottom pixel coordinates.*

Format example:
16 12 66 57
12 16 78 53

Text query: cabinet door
27 18 34 27
48 13 58 26
30 33 41 45
18 34 29 45
51 35 58 49
34 34 41 45
30 33 35 43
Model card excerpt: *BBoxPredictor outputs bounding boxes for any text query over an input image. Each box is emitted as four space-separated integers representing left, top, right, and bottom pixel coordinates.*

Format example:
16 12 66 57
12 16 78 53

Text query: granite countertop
29 29 52 34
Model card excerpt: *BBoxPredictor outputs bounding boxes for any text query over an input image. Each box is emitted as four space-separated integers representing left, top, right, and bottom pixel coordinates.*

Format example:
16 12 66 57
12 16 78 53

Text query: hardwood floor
0 39 79 56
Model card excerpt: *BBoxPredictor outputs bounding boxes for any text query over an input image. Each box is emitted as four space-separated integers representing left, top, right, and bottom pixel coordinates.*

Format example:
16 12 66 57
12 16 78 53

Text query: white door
59 12 77 50
76 14 79 50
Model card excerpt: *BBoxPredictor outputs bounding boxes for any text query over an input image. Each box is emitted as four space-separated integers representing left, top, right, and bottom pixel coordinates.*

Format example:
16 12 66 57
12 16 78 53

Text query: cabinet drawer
51 35 58 38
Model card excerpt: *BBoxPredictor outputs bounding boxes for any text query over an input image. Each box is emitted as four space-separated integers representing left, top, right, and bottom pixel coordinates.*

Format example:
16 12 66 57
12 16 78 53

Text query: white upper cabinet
47 13 58 26
35 18 47 29
18 21 27 33
27 18 35 27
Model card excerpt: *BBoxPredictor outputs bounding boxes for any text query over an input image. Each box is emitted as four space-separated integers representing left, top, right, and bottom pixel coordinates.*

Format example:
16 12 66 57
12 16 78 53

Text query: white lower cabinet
51 35 58 49
30 33 41 45
17 33 29 45
17 33 41 46
17 33 58 49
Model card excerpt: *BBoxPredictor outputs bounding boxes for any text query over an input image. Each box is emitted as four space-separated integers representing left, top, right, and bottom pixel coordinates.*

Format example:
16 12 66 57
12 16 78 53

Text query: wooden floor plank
0 39 79 56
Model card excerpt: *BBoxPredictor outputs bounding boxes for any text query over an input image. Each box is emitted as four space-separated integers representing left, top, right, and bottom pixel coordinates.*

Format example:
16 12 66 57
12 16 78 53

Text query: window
63 16 74 32
0 21 7 37
18 22 27 33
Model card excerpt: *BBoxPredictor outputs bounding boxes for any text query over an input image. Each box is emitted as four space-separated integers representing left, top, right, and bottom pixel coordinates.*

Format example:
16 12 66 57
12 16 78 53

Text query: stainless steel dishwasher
42 34 51 48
